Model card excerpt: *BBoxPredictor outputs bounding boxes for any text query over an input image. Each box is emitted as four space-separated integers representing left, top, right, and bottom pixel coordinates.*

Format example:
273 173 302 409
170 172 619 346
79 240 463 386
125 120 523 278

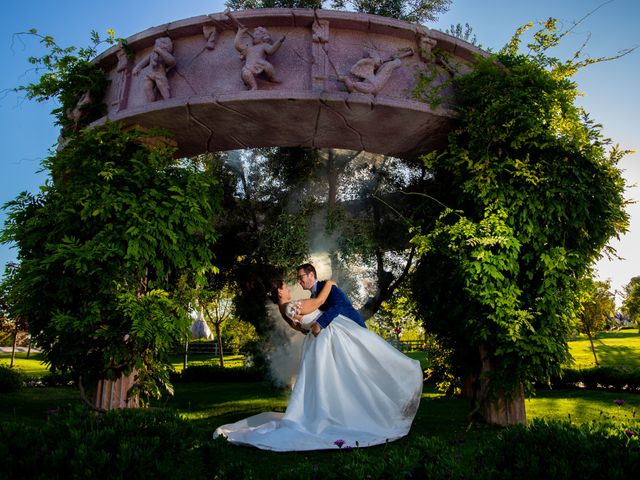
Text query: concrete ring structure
94 8 484 159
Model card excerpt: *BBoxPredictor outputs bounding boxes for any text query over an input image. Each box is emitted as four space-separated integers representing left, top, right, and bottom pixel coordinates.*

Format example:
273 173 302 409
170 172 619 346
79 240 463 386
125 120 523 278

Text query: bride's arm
279 304 306 333
297 280 336 315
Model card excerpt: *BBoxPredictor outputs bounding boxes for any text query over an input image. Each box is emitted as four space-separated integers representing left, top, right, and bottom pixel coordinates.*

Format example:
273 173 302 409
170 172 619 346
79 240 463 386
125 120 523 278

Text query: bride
214 279 424 451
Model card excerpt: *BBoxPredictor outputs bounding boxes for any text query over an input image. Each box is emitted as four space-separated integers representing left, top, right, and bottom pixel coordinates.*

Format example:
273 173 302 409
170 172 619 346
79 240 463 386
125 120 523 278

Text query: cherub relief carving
132 36 176 102
112 46 132 111
418 33 438 63
342 48 413 95
66 91 92 124
203 25 217 50
233 25 286 90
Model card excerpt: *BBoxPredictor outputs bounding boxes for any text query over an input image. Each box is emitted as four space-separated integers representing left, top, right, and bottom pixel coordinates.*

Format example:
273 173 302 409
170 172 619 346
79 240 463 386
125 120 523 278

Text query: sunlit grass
168 353 246 371
2 330 638 434
0 351 49 377
566 329 640 369
0 351 247 376
527 388 639 424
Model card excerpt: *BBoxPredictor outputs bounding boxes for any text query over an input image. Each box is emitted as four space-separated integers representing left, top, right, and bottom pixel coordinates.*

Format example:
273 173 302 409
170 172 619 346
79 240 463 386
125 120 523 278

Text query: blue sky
1 0 638 300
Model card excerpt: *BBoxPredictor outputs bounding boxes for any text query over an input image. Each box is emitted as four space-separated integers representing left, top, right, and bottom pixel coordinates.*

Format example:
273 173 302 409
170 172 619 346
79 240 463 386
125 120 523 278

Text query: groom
296 263 366 336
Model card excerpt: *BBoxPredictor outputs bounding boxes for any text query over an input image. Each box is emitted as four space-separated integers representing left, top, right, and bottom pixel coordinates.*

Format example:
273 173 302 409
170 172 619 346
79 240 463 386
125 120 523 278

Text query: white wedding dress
214 304 423 451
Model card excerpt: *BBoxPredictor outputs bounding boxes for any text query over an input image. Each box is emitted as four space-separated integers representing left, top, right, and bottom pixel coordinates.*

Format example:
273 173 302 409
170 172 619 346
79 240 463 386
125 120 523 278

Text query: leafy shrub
475 419 640 480
550 367 640 392
171 364 264 383
0 408 205 480
1 407 638 479
0 365 22 393
24 371 74 387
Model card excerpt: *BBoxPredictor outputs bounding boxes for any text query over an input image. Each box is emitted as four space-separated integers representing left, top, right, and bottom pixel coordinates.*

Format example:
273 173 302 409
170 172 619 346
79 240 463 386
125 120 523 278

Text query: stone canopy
94 8 484 159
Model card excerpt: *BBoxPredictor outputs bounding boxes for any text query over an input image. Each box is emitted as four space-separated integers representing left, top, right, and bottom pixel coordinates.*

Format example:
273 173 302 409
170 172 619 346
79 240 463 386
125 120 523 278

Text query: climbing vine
411 18 632 403
14 29 124 130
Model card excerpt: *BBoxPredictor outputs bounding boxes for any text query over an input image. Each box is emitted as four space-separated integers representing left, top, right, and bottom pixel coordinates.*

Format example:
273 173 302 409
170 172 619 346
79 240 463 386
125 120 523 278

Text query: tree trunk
327 148 337 210
183 337 189 370
586 329 599 366
462 344 526 426
92 371 140 410
10 324 18 368
215 322 224 367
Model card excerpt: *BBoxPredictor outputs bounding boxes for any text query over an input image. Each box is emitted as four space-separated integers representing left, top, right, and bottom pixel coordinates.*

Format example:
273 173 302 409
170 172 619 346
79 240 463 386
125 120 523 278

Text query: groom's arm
314 288 344 329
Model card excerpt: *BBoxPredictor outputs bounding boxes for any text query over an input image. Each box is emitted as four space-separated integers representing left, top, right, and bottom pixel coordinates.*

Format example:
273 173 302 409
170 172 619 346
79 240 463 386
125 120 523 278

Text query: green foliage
477 419 640 480
411 19 630 398
14 29 121 130
260 213 310 270
1 123 222 399
444 22 478 46
1 378 640 479
622 276 640 328
222 317 259 354
0 365 23 393
575 277 615 338
331 0 451 23
225 0 451 24
171 364 264 383
226 0 322 9
0 408 206 480
550 366 640 392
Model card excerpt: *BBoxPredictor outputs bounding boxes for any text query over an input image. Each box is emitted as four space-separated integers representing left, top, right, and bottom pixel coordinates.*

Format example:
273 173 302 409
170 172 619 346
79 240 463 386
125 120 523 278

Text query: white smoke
264 302 305 388
263 253 333 388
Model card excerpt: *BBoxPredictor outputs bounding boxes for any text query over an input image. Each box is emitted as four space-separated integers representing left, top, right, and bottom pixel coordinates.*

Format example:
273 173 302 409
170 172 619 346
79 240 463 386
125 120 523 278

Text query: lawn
566 328 640 369
2 333 639 479
1 329 638 433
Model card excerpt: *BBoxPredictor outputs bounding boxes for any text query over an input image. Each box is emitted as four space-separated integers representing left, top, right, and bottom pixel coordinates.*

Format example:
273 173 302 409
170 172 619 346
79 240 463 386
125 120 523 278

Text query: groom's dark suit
312 280 366 329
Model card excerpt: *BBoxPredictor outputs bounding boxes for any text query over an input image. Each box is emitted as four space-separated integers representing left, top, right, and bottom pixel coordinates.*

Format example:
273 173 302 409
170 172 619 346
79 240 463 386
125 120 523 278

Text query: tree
225 0 452 24
226 0 322 9
410 18 631 425
621 276 640 330
445 22 478 46
575 278 615 366
331 0 451 23
198 282 237 367
197 145 424 337
0 263 29 368
1 124 222 406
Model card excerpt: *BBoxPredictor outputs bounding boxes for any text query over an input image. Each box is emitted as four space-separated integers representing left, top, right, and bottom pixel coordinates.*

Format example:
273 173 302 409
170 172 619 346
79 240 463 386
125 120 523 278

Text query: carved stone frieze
95 9 486 159
341 47 413 95
132 36 176 102
112 46 132 111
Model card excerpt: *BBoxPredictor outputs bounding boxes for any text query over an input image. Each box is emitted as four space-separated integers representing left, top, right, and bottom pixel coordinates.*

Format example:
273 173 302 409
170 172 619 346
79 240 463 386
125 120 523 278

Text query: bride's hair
268 279 284 304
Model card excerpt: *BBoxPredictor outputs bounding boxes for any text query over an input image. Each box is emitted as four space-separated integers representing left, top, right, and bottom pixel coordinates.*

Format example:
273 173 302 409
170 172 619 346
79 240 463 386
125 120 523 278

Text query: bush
171 364 264 383
0 365 22 393
0 410 638 479
0 408 205 480
24 371 74 387
549 367 640 392
476 419 640 480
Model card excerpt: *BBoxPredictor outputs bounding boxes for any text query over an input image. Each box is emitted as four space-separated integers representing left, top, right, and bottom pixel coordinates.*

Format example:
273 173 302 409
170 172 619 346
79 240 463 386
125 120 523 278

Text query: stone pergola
93 8 483 159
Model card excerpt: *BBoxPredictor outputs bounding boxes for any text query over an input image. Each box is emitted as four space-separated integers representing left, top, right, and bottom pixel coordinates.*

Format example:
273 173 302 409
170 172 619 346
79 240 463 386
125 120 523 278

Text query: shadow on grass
527 388 639 426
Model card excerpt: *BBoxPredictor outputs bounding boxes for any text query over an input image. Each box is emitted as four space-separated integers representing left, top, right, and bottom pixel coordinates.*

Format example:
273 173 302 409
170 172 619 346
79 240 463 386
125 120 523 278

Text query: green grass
0 386 82 427
0 351 49 377
2 334 639 479
1 379 639 478
1 331 637 434
567 329 640 369
168 353 246 371
527 388 638 424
